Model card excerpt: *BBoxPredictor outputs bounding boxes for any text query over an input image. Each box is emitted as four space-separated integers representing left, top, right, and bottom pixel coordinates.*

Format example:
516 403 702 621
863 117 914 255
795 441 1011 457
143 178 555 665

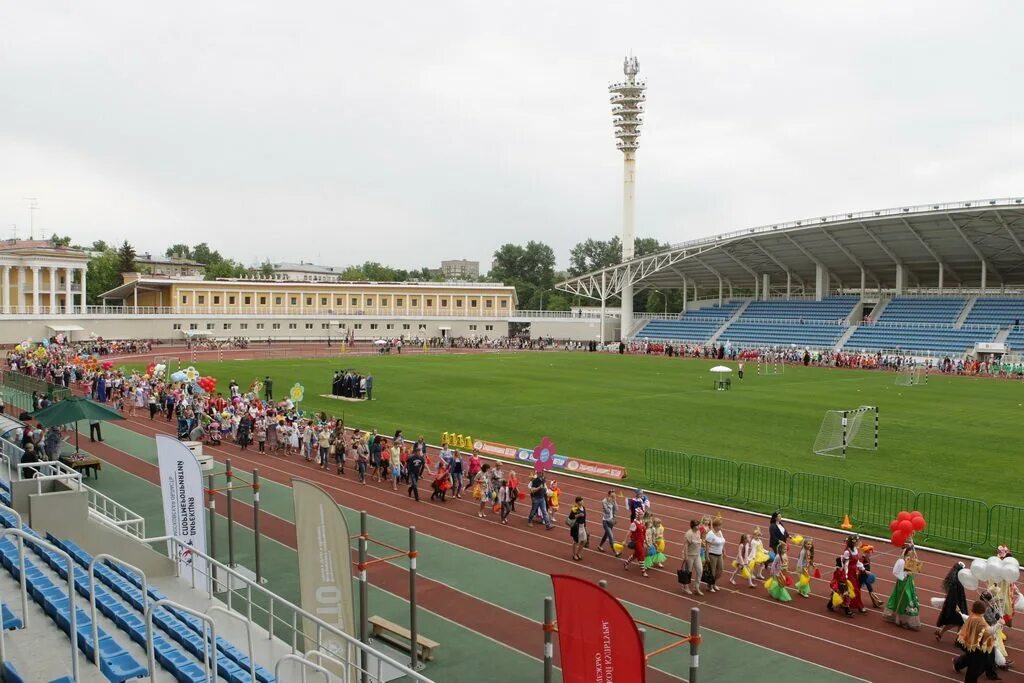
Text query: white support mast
610 55 646 341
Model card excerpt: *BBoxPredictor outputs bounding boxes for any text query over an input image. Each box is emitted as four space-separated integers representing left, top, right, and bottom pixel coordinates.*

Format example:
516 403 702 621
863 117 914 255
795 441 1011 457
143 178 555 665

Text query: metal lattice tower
609 55 646 339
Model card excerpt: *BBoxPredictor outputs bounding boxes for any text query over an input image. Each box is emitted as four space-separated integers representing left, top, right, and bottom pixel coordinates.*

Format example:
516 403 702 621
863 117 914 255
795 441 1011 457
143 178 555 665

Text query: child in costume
750 527 770 579
643 516 667 570
842 534 867 613
827 557 855 617
730 533 756 588
882 543 921 630
765 541 791 602
858 544 883 608
935 561 968 641
622 514 649 577
795 538 815 598
547 480 561 523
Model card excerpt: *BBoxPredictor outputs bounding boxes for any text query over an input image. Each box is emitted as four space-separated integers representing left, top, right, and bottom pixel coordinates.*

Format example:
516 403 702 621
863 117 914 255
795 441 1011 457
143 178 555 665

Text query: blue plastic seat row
844 324 995 353
2 601 23 629
0 537 146 682
876 297 966 324
49 536 272 683
965 298 1024 326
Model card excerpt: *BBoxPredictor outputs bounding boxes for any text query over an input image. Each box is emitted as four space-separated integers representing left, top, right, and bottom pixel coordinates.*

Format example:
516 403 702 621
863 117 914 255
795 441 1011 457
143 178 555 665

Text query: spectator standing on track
704 519 726 592
406 446 425 502
768 511 789 556
355 436 369 484
682 519 704 595
450 451 464 498
498 479 512 524
237 413 252 451
264 376 273 401
473 463 491 517
467 450 482 489
369 434 383 483
507 468 519 512
365 373 373 401
597 490 619 556
567 496 587 561
526 470 553 529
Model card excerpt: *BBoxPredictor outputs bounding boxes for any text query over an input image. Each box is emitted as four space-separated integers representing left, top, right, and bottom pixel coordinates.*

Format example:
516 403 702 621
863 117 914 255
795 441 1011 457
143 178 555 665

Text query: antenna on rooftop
24 198 38 240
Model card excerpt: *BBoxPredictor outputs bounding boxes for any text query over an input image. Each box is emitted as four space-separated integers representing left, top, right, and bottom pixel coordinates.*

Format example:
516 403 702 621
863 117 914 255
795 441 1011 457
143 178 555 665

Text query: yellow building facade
101 275 518 317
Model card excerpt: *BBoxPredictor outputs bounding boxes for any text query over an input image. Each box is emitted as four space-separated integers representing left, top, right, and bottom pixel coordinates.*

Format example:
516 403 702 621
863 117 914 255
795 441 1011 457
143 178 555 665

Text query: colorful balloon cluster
959 555 1021 591
196 376 218 394
887 510 926 547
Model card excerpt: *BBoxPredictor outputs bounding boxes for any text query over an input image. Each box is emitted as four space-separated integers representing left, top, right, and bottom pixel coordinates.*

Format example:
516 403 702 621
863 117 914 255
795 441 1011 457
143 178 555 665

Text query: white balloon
971 559 989 581
1005 556 1021 572
959 568 980 591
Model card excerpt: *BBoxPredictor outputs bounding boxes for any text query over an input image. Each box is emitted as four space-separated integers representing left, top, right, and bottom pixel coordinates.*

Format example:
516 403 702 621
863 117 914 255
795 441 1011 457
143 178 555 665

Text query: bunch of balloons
959 555 1022 591
196 376 218 394
888 510 926 546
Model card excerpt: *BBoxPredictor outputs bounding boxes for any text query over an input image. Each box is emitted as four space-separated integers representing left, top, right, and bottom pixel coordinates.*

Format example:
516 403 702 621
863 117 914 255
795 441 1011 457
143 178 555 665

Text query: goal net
813 405 878 458
894 366 928 386
757 359 785 375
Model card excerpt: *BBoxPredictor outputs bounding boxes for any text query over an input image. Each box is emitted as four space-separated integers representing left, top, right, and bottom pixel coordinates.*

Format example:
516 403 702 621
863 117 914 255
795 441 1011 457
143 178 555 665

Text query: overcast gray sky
2 2 1022 271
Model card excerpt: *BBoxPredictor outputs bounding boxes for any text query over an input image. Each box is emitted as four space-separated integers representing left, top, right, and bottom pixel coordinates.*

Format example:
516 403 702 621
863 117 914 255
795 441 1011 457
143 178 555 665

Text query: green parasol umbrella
31 396 125 454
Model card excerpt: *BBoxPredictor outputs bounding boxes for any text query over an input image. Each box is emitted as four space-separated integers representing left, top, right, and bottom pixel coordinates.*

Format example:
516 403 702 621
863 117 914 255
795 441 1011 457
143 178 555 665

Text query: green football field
169 351 1018 511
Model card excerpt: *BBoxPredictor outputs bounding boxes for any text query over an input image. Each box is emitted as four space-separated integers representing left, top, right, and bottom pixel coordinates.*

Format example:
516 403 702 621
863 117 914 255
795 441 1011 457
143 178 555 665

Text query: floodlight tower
610 55 645 340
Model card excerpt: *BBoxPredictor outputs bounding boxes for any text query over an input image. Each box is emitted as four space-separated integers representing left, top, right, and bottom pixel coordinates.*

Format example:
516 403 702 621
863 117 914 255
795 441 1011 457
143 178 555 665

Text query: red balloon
891 531 907 546
889 520 900 532
898 519 914 533
896 511 912 522
911 516 926 531
910 510 923 519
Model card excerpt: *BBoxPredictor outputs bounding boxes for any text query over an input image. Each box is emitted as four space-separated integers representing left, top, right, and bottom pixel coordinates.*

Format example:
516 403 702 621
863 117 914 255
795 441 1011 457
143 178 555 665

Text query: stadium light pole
610 56 645 341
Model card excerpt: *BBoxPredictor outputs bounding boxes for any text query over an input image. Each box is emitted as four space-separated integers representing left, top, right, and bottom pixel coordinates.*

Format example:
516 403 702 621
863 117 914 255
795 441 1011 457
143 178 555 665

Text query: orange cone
840 514 853 530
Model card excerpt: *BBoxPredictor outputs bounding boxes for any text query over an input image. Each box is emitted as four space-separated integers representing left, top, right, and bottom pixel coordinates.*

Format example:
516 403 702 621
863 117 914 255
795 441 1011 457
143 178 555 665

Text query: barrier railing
644 448 1020 552
0 371 71 404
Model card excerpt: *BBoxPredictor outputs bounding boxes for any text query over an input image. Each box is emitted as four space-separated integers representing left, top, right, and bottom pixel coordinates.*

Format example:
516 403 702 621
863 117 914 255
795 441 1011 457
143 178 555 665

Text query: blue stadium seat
2 601 23 630
875 296 967 324
634 300 742 343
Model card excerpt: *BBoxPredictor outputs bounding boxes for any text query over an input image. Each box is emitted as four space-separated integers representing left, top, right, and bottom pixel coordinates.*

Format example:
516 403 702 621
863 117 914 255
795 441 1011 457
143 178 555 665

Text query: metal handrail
17 460 82 493
89 554 148 667
146 599 216 682
137 534 434 682
83 486 146 539
275 653 332 683
305 649 350 683
207 605 256 683
0 504 29 631
0 528 78 681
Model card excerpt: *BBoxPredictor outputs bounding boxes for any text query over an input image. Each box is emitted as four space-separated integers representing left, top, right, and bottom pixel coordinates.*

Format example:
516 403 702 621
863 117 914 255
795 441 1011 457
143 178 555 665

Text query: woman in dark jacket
936 561 968 640
769 511 790 556
237 414 252 451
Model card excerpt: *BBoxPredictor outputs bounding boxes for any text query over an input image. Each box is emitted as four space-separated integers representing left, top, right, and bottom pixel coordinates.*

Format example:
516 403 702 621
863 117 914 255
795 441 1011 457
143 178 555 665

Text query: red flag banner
551 574 646 683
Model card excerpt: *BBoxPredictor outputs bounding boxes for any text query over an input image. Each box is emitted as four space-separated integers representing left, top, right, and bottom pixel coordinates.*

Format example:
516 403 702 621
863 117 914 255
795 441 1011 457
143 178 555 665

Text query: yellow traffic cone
840 514 853 530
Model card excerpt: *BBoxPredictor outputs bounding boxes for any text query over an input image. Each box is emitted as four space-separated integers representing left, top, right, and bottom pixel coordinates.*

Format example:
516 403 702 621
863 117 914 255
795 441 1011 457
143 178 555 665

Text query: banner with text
292 479 356 679
156 435 208 579
552 574 646 683
472 438 628 480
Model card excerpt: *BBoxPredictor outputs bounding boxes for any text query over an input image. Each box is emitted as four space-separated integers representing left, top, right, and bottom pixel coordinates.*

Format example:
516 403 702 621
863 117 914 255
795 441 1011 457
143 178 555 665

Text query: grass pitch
184 351 1019 508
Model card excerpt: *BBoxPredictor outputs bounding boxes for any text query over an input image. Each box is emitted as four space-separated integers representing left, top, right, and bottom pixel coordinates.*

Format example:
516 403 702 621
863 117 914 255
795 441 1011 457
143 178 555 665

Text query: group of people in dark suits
331 370 372 401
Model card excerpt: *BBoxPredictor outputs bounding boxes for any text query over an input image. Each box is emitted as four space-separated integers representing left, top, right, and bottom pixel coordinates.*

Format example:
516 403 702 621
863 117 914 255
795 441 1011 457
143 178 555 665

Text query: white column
894 263 906 296
786 272 792 300
860 268 866 299
64 267 72 314
1 266 9 314
31 266 41 314
47 266 57 314
619 151 637 342
681 276 688 312
761 273 770 301
937 265 944 294
815 264 829 301
16 267 25 313
718 277 723 306
980 261 987 292
599 271 606 344
79 268 88 313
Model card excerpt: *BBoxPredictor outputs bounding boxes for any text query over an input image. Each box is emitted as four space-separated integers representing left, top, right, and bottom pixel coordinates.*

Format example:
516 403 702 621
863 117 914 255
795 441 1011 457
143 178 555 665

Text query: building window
426 299 433 307
321 297 327 306
206 323 215 330
396 298 404 306
275 297 282 305
213 296 220 305
469 324 477 331
418 324 427 330
223 323 232 330
485 324 493 331
289 323 297 329
411 298 418 306
240 323 248 330
256 323 265 330
351 297 358 306
189 323 198 330
305 323 313 329
172 323 182 330
500 299 508 307
386 324 394 330
198 295 206 304
485 299 493 308
257 296 265 305
365 297 374 306
228 296 235 305
322 323 329 329
290 297 298 306
441 299 448 308
244 296 251 305
354 323 363 330
339 323 346 329
471 299 478 307
272 323 280 330
305 297 313 306
336 297 343 306
181 295 188 304
402 324 410 330
370 323 378 330
381 297 388 306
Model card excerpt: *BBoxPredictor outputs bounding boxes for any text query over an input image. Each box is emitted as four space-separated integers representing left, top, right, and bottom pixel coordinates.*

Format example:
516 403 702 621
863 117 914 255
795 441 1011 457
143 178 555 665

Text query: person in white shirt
704 519 726 592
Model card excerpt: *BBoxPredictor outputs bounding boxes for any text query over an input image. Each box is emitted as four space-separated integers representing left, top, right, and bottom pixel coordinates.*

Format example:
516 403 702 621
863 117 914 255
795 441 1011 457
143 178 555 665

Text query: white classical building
0 239 90 316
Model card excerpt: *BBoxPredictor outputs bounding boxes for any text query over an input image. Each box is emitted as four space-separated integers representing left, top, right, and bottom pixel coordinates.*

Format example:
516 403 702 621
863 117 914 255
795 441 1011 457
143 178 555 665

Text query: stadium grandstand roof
557 197 1024 300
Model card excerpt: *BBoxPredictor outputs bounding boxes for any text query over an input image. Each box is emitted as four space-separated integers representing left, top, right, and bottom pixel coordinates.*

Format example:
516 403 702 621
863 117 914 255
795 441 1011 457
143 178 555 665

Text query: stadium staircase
715 296 858 349
633 300 744 343
842 296 998 355
706 300 750 345
954 295 978 328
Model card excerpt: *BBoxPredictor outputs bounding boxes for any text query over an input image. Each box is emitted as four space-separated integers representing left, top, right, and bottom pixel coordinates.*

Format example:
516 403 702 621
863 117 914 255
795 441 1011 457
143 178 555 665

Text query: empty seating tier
844 325 996 355
876 297 967 324
634 300 742 343
964 297 1024 326
740 296 858 321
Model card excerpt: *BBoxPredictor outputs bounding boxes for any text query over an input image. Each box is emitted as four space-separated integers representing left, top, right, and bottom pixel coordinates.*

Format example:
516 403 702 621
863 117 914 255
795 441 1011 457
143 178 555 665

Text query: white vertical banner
156 435 208 578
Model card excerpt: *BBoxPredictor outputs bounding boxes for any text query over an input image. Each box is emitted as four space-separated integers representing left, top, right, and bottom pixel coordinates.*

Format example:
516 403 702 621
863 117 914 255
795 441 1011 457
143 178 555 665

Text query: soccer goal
813 405 879 458
894 366 928 386
757 358 785 376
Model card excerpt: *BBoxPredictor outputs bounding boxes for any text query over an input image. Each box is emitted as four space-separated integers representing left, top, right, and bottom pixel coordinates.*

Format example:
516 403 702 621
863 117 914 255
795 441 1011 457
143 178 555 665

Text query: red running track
85 345 1023 682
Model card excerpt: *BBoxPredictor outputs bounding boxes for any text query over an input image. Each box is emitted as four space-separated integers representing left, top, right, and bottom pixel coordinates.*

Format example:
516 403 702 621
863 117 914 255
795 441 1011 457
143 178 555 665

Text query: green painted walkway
73 418 859 682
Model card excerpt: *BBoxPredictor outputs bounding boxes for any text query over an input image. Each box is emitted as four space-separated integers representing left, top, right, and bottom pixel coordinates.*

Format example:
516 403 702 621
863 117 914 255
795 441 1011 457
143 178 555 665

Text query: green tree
89 240 108 252
259 260 275 277
491 241 558 309
116 241 137 273
204 259 249 280
49 234 72 247
165 244 194 259
191 243 223 265
86 248 122 305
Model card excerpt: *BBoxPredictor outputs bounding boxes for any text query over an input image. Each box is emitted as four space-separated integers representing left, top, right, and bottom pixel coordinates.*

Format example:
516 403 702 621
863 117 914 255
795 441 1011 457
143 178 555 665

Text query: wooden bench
368 615 440 661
